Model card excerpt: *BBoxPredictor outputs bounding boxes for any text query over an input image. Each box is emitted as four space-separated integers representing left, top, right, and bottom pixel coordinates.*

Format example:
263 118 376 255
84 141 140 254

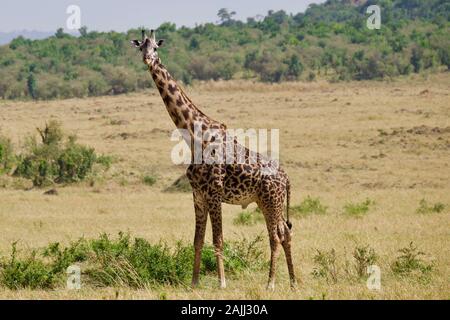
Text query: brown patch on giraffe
168 83 178 95
181 108 190 120
163 95 173 105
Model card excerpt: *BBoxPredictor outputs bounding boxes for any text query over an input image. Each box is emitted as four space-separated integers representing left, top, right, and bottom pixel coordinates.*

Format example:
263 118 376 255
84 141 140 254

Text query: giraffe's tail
286 177 292 230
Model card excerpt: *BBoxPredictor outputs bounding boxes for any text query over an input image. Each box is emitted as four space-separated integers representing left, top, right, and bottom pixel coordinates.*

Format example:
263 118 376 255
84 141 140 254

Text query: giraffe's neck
148 59 225 137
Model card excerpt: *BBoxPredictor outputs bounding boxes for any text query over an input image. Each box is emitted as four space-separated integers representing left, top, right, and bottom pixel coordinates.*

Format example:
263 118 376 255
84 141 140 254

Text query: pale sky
0 0 325 32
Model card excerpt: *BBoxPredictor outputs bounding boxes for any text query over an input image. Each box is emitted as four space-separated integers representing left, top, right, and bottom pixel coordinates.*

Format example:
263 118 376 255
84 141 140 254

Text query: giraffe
131 30 296 290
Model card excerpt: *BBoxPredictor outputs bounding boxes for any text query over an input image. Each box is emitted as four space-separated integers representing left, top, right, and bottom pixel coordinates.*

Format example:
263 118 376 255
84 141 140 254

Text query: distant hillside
0 30 56 45
0 0 448 100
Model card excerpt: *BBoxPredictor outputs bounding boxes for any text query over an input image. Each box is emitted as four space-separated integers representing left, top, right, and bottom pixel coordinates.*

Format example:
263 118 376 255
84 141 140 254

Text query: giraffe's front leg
192 192 207 288
208 199 226 289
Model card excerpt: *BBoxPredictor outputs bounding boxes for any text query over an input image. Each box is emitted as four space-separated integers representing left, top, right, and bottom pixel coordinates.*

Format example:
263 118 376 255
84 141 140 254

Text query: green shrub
312 249 338 284
87 233 192 287
391 242 433 278
0 233 267 289
42 239 90 273
0 135 14 173
57 139 96 183
291 196 328 217
14 121 107 186
353 245 377 278
0 243 57 289
416 199 446 214
343 198 374 217
201 234 266 275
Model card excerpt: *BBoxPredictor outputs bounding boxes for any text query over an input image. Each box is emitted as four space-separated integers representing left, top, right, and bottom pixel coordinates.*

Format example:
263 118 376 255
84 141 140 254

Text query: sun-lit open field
0 72 449 299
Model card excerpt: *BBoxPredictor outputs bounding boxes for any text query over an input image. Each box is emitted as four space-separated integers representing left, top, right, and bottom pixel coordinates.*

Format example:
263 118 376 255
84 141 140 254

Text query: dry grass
0 72 449 299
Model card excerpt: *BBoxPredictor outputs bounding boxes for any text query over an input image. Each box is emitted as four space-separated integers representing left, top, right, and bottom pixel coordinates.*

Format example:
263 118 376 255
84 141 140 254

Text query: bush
14 121 106 186
0 232 267 290
312 249 338 284
57 138 96 183
87 232 266 287
0 135 14 173
42 239 90 273
88 233 193 287
391 242 433 278
201 234 266 274
353 245 377 278
0 243 57 289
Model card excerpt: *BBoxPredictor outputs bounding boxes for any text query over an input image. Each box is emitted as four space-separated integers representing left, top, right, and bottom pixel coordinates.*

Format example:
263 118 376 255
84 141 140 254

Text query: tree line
0 0 448 100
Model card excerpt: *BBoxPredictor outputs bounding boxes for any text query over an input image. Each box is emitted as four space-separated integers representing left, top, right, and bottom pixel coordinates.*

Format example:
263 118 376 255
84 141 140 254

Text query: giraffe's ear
131 40 141 48
157 39 165 47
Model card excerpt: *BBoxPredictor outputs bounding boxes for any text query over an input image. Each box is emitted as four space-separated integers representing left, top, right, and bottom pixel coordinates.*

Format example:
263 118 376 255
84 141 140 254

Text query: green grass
343 198 374 217
416 199 446 214
291 196 328 218
233 208 264 226
142 175 157 186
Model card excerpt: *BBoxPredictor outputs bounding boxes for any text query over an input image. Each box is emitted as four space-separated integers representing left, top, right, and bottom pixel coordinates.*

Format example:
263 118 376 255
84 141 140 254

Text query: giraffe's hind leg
281 225 297 289
191 191 207 288
257 201 283 291
258 176 294 290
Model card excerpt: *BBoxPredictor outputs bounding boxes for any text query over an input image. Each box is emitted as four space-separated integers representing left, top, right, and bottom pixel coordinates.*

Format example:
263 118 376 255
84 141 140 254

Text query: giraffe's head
131 29 164 65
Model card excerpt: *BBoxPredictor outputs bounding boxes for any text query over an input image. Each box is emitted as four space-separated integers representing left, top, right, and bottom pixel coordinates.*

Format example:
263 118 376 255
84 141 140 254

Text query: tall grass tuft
291 196 328 218
416 199 445 214
233 208 264 226
343 198 374 217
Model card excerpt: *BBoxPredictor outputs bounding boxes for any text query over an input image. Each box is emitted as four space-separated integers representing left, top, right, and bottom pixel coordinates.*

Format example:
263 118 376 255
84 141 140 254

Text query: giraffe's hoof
266 282 275 291
290 280 298 290
219 279 227 289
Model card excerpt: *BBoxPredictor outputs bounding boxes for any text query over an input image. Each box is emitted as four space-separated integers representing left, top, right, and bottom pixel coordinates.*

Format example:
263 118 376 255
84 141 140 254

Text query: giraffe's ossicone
131 29 296 290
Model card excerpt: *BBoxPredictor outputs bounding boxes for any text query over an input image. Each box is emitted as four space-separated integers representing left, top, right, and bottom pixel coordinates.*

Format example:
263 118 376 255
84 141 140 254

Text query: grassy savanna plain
0 72 449 299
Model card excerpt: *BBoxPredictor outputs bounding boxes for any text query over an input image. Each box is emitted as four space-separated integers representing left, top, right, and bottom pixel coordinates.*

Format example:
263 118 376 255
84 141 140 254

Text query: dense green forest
0 0 448 100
